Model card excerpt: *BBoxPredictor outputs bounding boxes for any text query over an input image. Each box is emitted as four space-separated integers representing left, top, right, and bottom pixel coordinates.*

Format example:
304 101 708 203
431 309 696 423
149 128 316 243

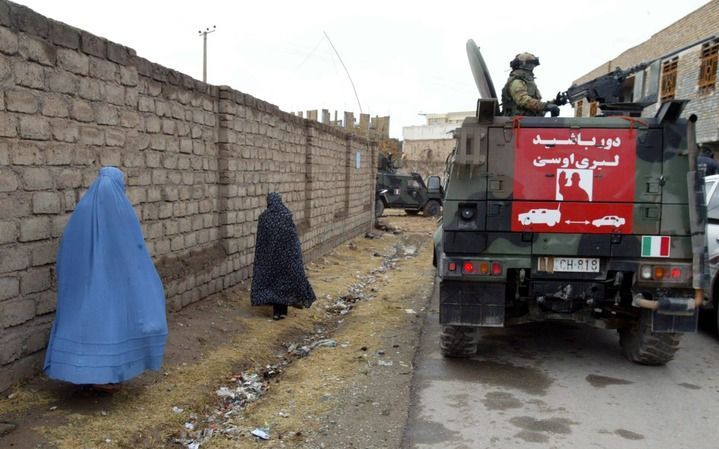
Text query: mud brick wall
0 0 377 392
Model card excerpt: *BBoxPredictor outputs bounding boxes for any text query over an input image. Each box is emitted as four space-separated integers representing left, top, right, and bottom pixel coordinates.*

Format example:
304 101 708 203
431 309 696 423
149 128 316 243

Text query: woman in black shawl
251 192 316 319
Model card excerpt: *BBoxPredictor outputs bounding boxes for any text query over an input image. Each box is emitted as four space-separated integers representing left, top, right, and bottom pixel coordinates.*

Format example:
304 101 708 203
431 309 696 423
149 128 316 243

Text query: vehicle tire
374 200 384 218
405 209 420 216
618 310 681 365
423 200 441 217
440 325 479 358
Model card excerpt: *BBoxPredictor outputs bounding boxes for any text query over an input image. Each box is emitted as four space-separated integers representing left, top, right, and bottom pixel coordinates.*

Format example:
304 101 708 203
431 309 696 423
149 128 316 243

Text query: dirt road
0 212 438 449
404 281 719 449
5 211 719 449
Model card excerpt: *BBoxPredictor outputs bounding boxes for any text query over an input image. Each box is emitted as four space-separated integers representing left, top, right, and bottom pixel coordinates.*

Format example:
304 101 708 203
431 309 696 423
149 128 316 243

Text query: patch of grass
0 388 53 417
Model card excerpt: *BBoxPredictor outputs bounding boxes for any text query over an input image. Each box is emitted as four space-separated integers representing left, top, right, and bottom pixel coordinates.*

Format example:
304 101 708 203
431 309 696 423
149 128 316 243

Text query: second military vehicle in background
375 153 444 218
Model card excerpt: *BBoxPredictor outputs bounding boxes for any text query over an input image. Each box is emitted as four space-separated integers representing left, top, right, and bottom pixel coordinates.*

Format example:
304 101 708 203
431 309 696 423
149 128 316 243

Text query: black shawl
251 193 316 307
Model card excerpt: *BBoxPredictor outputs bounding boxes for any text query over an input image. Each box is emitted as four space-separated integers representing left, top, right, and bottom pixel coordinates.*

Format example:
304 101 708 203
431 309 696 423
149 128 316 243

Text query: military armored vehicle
375 172 443 217
375 153 444 218
433 41 708 365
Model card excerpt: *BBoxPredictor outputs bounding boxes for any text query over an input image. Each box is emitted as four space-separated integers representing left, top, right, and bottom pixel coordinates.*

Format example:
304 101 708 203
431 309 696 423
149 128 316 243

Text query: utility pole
198 25 216 83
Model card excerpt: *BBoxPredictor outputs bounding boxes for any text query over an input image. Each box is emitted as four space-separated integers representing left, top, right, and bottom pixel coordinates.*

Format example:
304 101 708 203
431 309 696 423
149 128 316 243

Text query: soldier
501 52 560 117
698 145 718 176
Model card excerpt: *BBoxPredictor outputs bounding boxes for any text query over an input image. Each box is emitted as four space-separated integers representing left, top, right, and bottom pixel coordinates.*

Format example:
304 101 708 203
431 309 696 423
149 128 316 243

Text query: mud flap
651 310 698 333
439 280 505 327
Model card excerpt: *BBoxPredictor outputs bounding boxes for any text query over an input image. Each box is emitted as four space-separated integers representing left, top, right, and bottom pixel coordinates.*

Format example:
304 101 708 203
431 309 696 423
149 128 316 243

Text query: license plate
553 257 600 273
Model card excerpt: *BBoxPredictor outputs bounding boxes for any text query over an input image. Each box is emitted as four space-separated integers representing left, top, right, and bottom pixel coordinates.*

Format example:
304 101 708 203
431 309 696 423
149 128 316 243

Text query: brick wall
641 45 719 144
675 47 719 143
571 0 719 144
0 0 376 391
572 42 719 145
574 0 719 85
574 44 719 144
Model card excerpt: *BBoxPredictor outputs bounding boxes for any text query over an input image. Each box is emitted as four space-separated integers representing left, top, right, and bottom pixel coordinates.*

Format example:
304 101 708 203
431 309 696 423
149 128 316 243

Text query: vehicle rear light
671 267 681 279
463 261 474 273
653 266 664 280
640 265 652 279
491 262 502 276
460 207 475 220
448 262 457 272
479 262 490 274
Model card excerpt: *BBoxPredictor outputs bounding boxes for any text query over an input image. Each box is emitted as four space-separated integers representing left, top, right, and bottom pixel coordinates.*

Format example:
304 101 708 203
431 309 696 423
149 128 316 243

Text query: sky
15 0 713 138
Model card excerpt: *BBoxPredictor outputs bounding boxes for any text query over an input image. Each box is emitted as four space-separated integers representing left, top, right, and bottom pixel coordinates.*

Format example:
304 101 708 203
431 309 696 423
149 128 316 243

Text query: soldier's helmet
510 52 540 71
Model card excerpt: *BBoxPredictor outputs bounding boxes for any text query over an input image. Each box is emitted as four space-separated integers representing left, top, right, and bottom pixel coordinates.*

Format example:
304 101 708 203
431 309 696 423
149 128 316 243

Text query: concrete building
570 0 719 149
401 111 474 179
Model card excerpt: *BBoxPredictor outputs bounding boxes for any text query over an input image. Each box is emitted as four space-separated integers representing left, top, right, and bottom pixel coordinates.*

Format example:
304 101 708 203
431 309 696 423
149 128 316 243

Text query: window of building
575 100 584 117
620 76 635 102
589 101 598 117
660 57 678 101
698 40 719 94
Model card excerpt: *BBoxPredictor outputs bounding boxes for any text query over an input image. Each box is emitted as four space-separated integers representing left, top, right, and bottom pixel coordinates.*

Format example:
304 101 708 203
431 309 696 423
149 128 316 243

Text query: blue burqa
44 167 168 384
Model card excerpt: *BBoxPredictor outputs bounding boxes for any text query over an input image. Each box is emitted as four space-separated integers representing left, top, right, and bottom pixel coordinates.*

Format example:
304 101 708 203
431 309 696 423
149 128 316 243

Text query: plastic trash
251 428 270 440
311 339 337 349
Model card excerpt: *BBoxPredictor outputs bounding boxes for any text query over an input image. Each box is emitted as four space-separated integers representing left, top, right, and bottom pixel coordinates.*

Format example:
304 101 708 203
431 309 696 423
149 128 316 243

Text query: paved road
404 284 719 449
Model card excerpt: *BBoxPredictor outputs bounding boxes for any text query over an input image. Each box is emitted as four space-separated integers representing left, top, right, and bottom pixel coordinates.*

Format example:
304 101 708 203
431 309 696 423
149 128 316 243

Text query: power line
323 31 363 115
292 35 327 73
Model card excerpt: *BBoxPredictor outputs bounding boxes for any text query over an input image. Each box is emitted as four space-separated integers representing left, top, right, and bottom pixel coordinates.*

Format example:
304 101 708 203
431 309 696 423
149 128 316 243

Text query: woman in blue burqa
44 167 167 390
251 192 316 319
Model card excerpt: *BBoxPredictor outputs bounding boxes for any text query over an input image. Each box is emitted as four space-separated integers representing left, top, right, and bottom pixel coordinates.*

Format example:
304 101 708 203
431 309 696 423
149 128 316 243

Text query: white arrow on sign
565 220 590 224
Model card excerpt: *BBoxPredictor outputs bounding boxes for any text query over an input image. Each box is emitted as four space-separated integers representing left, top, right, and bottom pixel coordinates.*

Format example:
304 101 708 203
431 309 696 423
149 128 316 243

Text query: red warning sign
511 128 637 234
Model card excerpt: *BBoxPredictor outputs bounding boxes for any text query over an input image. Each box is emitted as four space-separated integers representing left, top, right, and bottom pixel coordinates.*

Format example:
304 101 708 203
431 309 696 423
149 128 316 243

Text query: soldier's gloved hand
544 103 560 117
554 91 568 106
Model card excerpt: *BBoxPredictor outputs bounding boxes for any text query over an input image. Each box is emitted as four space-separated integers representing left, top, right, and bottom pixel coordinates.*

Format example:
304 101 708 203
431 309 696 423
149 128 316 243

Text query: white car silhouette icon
518 208 561 226
592 215 626 227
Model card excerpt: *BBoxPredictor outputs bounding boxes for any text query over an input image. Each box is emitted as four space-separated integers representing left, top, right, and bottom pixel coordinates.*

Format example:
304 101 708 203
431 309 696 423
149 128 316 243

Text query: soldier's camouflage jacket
501 69 545 116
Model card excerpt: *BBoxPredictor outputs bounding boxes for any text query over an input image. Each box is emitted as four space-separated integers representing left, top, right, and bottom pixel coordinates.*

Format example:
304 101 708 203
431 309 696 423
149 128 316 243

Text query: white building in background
402 111 473 171
421 111 476 126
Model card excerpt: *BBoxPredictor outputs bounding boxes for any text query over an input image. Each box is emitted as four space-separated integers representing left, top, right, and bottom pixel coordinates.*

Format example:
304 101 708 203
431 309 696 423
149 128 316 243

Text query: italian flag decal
641 236 671 257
